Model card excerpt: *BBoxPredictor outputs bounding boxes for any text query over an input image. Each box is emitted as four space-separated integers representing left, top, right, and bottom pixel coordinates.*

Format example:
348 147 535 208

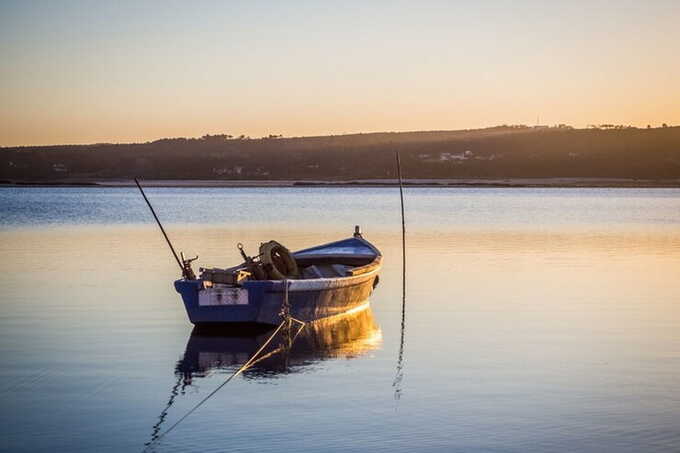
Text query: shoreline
1 178 680 188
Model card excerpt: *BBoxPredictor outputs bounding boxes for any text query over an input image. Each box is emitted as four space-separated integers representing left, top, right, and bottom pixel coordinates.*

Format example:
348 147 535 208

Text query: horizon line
2 123 677 149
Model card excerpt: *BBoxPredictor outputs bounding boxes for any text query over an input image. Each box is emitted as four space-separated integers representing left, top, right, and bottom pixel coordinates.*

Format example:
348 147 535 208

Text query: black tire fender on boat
259 240 299 280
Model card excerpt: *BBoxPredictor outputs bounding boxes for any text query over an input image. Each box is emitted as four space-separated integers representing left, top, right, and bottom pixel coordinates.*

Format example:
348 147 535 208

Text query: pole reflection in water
148 304 381 444
392 290 406 402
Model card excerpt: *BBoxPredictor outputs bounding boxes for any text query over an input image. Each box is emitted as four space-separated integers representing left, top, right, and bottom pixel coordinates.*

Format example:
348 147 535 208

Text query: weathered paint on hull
175 268 379 326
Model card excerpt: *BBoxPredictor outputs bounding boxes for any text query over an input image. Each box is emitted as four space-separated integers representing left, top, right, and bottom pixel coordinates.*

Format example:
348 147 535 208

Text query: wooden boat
174 226 381 327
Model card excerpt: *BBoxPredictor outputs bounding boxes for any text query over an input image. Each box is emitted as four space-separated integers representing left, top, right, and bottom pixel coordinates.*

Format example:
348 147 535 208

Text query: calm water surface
1 187 679 452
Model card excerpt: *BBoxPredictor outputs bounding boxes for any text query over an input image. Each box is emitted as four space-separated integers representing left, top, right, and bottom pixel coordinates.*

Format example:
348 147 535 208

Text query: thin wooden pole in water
395 151 406 296
393 151 407 401
134 178 184 274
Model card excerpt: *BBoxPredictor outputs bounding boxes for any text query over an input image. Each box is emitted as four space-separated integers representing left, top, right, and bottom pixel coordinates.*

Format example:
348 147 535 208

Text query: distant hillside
2 125 680 182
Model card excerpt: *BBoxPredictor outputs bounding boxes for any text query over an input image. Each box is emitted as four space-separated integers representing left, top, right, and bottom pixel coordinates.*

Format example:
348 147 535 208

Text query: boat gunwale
250 260 381 292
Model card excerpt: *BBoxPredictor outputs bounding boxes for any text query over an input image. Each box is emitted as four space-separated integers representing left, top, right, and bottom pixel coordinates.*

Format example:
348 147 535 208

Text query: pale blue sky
1 0 679 145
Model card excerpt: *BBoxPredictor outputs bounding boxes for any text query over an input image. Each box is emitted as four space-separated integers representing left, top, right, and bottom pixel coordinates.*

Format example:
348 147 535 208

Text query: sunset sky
1 0 679 146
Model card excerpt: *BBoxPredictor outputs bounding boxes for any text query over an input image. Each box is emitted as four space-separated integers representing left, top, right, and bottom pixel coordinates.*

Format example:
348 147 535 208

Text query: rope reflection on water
145 305 382 449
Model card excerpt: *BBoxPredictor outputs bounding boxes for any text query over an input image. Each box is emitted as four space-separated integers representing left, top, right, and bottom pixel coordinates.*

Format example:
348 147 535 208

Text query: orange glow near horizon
1 1 679 146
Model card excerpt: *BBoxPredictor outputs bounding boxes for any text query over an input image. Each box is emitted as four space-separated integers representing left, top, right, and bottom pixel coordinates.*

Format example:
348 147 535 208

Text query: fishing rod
134 178 194 279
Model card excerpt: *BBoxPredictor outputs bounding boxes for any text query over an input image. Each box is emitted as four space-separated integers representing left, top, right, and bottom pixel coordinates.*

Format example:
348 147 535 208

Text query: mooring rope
245 320 306 369
144 315 305 451
144 279 307 451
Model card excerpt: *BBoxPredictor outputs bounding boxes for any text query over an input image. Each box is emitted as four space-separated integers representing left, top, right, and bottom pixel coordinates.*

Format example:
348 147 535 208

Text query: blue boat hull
175 270 379 326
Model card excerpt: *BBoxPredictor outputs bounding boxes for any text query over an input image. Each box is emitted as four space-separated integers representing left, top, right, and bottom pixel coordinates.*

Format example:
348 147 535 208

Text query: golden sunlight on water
2 214 680 452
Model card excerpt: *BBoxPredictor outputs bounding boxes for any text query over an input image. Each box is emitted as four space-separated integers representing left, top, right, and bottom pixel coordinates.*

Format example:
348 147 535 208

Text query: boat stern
174 280 261 325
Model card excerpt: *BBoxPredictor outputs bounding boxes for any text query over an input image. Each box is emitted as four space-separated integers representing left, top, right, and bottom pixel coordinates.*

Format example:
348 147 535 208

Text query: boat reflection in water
177 302 381 384
148 304 382 446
